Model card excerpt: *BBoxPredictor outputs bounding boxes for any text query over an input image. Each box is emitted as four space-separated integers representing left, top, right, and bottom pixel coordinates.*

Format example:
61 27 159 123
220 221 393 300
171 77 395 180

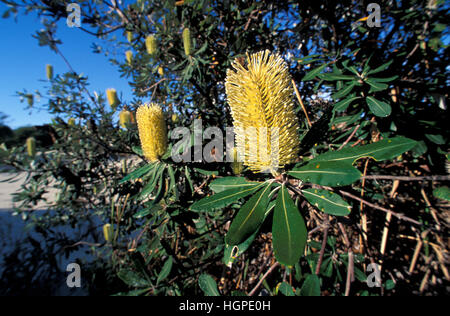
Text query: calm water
0 210 102 296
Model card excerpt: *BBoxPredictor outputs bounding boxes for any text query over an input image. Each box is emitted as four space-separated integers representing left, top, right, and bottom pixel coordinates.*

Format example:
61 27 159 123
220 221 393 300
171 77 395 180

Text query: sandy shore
0 172 58 211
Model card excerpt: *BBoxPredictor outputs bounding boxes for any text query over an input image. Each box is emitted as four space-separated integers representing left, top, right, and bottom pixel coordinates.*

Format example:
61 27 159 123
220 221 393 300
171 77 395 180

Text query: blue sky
0 4 133 129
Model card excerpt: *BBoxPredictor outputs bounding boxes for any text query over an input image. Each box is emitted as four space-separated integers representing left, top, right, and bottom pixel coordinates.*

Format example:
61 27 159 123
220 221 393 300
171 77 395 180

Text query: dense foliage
0 0 448 296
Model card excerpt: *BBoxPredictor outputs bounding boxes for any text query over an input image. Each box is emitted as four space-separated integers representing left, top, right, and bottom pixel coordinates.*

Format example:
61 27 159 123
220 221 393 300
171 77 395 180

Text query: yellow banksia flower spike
46 64 53 80
182 28 191 56
68 117 76 126
145 34 157 56
26 137 36 158
127 31 133 43
119 108 132 128
225 50 300 174
158 66 164 76
106 88 119 110
136 103 168 162
103 224 114 243
126 50 133 64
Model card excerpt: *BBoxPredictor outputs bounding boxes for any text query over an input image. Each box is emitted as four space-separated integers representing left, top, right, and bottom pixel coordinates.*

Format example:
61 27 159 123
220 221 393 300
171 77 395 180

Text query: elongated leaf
366 96 392 117
137 163 165 200
156 256 173 285
302 63 328 81
332 82 356 99
300 274 321 296
433 186 450 202
117 270 149 288
289 161 361 187
198 274 220 296
366 79 388 92
210 177 259 193
302 189 351 216
119 163 154 184
225 182 272 245
367 60 393 75
333 96 360 112
319 73 355 81
272 185 307 267
190 182 266 212
370 75 399 82
310 137 417 165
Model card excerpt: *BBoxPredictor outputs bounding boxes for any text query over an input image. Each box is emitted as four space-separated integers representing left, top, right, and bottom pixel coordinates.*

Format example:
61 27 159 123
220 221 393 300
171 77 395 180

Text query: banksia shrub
136 103 168 162
119 108 133 128
225 50 300 174
182 28 191 56
106 88 119 110
103 224 114 243
46 64 53 80
145 34 157 56
126 50 133 64
26 137 36 158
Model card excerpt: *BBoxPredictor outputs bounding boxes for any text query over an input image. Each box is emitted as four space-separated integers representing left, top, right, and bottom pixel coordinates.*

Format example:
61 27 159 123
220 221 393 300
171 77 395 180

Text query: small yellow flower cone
145 34 157 56
158 66 164 76
26 137 36 158
231 147 244 175
225 50 300 174
103 224 114 243
119 108 132 128
68 117 76 126
182 28 191 56
46 64 53 80
127 31 133 43
136 103 168 162
126 50 133 64
106 88 119 110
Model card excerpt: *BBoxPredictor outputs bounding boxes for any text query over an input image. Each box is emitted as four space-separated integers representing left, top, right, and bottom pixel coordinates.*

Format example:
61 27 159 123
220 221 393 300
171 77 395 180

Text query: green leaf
310 137 417 165
319 73 355 81
366 79 389 92
369 75 399 82
225 182 272 246
332 82 356 99
190 182 266 212
367 60 393 75
210 177 259 193
425 134 446 145
117 270 149 288
272 185 308 267
366 96 392 117
156 256 173 285
277 282 295 296
137 163 165 200
302 63 328 81
300 274 321 296
289 161 361 187
119 163 154 184
302 189 351 216
198 274 220 296
433 186 450 202
333 96 360 112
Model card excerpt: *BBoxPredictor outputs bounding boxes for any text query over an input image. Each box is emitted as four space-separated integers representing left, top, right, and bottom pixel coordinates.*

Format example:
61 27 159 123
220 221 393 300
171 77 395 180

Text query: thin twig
292 79 312 128
315 215 329 275
338 190 423 226
338 124 360 150
362 175 450 181
248 262 280 296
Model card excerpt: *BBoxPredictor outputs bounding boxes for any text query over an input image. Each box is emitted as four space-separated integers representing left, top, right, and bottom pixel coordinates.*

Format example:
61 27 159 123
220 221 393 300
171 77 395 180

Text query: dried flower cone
136 103 168 162
225 50 300 174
